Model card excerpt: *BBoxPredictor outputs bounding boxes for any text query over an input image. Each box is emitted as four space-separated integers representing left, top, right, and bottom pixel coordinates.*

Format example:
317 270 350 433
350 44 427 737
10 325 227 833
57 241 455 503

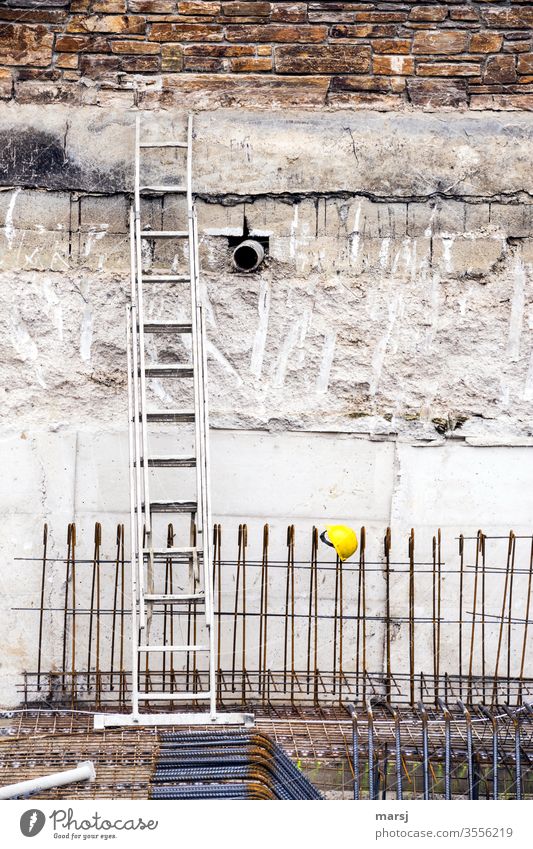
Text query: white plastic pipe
0 760 95 799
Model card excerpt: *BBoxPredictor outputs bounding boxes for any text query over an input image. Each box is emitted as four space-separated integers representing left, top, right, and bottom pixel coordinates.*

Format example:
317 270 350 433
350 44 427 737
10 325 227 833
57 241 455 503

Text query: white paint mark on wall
295 306 313 367
272 321 300 388
441 234 454 273
9 306 46 388
316 330 337 394
379 237 390 270
80 306 93 362
350 202 362 264
289 204 299 259
523 349 533 401
84 227 107 257
5 188 21 250
42 279 63 341
507 257 526 362
370 292 402 396
250 279 271 378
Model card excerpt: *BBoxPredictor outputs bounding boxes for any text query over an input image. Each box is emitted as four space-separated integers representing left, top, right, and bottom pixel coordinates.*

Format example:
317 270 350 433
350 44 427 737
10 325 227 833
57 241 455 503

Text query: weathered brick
330 24 397 39
308 3 374 24
80 53 121 75
184 55 225 71
450 6 479 23
518 54 533 74
0 9 68 22
110 39 160 54
470 93 533 110
227 24 327 43
329 74 401 93
160 72 330 108
55 35 111 53
504 41 531 54
372 39 411 55
483 54 517 84
120 55 160 72
184 44 254 56
470 33 503 54
222 2 271 16
231 56 272 72
179 1 221 13
56 53 79 69
150 23 224 41
161 44 184 71
407 77 468 106
67 15 146 34
353 12 407 23
275 44 370 74
0 25 54 67
92 0 126 11
409 6 448 23
271 3 307 23
481 8 533 30
413 30 469 55
128 0 175 10
373 55 414 75
416 61 481 77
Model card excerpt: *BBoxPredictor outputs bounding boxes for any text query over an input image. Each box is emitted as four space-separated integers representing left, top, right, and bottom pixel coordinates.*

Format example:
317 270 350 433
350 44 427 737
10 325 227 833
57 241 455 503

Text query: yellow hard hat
320 525 358 561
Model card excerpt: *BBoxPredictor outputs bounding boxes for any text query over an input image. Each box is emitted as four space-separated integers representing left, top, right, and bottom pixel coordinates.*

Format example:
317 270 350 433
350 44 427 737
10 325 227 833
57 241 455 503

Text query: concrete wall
1 103 533 705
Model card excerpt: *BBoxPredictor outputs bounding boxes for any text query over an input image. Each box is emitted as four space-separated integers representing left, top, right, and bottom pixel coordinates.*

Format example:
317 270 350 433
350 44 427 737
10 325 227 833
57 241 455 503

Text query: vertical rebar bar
519 536 533 700
384 527 392 703
36 523 48 691
241 523 248 705
418 702 430 800
409 529 415 707
468 530 482 704
458 534 464 701
61 523 73 692
262 524 269 702
231 524 242 692
110 524 121 691
492 531 515 705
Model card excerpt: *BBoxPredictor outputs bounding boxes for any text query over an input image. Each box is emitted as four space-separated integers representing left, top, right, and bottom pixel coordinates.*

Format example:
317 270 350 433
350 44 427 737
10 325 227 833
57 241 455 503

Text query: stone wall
1 1 533 109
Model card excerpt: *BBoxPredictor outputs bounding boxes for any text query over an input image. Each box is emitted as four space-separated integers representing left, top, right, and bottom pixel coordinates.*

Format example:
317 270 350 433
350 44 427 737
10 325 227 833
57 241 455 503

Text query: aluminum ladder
95 116 253 728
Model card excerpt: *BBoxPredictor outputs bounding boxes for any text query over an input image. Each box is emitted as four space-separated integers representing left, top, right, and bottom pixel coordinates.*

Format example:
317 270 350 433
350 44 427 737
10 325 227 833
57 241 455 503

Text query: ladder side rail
186 116 206 553
126 306 139 717
134 116 152 538
193 208 216 715
129 206 146 634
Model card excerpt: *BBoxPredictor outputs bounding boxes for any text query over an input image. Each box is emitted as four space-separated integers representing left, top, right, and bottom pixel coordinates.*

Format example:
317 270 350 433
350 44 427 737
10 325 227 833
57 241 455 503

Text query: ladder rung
139 645 208 652
146 455 196 468
143 322 192 334
146 410 195 423
140 230 188 238
139 141 188 149
140 185 186 193
141 274 189 282
136 691 212 701
147 500 198 513
144 593 204 603
144 364 194 377
144 547 200 555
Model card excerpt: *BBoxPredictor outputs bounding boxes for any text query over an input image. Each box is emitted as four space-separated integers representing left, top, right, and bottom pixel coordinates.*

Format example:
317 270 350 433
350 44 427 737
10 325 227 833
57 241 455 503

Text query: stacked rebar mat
151 731 323 800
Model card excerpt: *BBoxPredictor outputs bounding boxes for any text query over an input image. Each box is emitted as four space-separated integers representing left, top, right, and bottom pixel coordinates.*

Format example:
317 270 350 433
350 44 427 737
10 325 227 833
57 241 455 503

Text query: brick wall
1 1 532 109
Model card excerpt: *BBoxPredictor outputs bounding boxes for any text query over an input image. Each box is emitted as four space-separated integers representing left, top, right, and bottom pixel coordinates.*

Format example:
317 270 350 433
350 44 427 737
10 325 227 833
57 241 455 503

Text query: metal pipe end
232 239 265 273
